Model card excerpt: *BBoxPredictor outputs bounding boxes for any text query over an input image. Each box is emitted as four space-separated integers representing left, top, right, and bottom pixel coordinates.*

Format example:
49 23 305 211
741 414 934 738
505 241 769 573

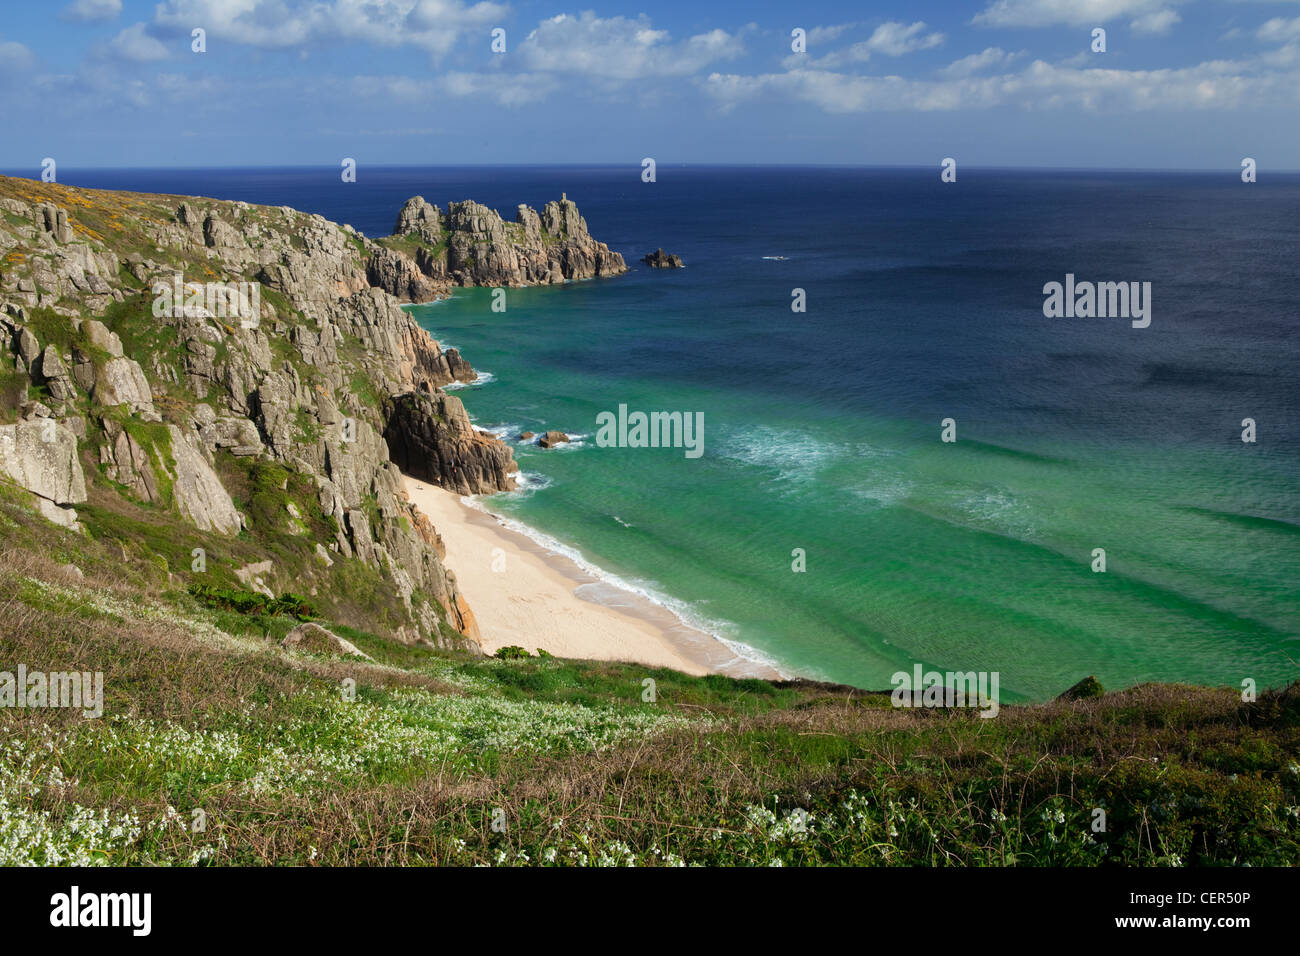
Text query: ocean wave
718 425 889 487
951 489 1039 539
476 422 521 440
445 370 495 390
849 475 912 509
507 471 552 493
456 496 787 677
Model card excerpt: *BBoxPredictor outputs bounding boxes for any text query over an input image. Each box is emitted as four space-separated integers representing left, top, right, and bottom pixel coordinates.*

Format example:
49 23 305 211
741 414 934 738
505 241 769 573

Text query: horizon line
2 163 1298 175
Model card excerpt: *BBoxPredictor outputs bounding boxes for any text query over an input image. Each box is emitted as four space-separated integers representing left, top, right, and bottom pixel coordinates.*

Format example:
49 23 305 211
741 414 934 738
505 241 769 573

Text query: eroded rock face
0 419 87 529
366 246 444 303
383 391 517 496
167 424 243 535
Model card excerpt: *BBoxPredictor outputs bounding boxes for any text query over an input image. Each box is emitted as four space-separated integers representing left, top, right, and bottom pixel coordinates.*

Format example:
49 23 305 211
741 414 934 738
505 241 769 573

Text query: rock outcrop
537 430 570 448
383 391 517 496
642 248 684 269
371 194 627 301
0 419 87 528
166 424 243 535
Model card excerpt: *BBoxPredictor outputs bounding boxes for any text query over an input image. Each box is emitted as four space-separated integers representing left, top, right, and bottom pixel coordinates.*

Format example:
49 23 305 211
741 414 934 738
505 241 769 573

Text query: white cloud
440 71 559 106
705 46 1300 115
515 12 743 80
0 39 36 72
863 21 945 56
784 21 944 69
974 0 1182 29
60 0 122 21
806 23 856 46
109 23 172 62
1131 9 1180 35
940 47 1015 77
1259 17 1300 43
151 0 506 58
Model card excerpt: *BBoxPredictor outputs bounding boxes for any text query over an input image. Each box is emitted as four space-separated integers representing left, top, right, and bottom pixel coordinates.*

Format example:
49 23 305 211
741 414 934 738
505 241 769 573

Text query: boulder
0 419 87 529
537 430 570 448
281 622 373 660
92 356 156 416
15 327 40 366
82 319 124 357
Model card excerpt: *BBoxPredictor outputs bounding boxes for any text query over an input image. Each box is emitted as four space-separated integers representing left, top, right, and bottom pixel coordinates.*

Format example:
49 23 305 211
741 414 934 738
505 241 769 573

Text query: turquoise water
378 168 1300 701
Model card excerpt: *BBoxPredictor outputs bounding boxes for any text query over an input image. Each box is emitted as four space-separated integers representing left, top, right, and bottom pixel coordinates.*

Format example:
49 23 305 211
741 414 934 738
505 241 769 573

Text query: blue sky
1 0 1298 168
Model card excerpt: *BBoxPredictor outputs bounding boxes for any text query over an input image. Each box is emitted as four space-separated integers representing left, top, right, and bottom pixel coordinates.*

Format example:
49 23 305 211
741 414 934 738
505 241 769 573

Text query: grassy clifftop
2 486 1297 866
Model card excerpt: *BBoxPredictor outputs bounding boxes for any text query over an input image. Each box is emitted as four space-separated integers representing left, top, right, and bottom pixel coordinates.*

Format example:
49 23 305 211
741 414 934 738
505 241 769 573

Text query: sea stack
642 248 684 269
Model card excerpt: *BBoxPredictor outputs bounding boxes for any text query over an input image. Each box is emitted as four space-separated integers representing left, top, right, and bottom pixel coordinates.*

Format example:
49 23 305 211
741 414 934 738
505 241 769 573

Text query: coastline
403 476 780 678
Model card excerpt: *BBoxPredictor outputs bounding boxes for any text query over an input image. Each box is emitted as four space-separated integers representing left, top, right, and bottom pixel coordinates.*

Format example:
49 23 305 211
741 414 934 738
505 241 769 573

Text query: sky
0 0 1297 169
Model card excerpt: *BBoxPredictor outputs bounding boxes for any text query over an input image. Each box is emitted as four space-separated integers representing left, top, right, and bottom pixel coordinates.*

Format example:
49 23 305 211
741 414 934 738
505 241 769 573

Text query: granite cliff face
371 194 627 300
0 177 624 651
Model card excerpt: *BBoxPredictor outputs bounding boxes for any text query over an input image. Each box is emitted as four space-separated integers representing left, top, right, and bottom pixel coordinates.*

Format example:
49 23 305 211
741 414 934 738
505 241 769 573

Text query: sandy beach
403 477 778 678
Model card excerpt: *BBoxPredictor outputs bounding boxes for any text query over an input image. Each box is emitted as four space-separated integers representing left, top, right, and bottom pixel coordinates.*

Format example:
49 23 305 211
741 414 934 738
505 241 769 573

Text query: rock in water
642 248 684 269
537 430 570 448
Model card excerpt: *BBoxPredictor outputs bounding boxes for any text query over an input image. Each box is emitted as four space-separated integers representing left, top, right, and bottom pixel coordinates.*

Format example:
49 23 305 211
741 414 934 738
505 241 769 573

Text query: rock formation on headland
0 177 628 651
641 248 683 269
370 194 627 300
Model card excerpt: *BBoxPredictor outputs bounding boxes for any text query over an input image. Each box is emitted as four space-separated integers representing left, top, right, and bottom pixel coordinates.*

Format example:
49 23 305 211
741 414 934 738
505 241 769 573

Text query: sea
28 165 1300 701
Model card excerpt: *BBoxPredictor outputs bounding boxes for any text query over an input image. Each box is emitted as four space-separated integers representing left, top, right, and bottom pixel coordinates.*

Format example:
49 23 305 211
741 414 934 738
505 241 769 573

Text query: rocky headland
369 193 627 301
0 176 626 651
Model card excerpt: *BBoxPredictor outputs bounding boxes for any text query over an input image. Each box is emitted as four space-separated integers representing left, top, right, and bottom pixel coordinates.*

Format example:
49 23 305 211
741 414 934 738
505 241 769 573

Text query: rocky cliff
0 176 626 651
371 194 627 299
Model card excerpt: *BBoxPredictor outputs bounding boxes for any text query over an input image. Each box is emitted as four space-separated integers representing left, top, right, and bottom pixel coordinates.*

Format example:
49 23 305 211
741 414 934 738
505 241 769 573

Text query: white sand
403 477 777 678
